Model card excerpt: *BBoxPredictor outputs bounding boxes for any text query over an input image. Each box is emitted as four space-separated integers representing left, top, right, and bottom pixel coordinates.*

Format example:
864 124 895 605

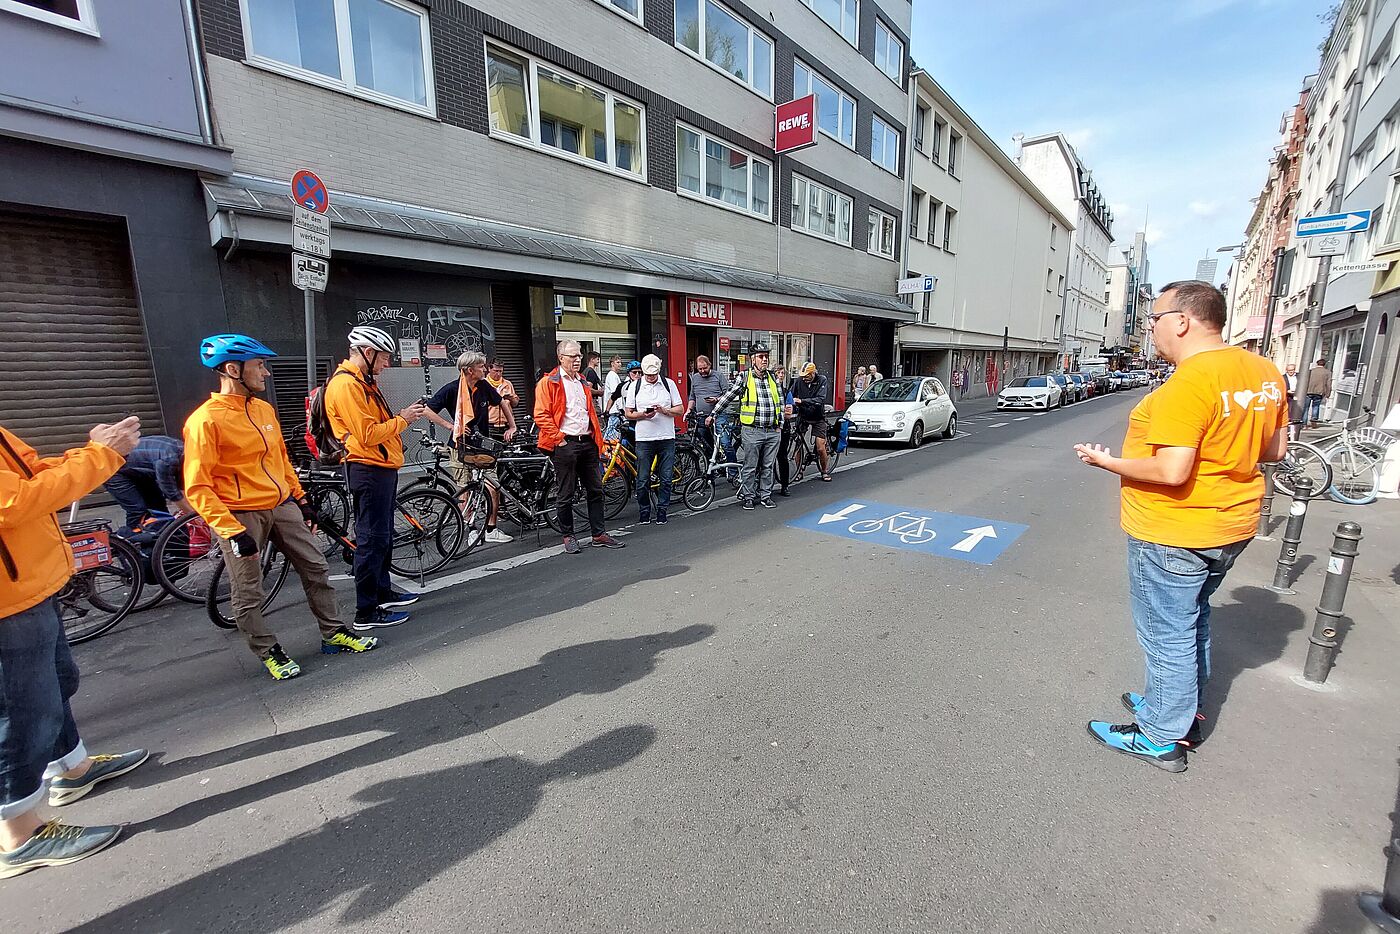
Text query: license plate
68 530 111 571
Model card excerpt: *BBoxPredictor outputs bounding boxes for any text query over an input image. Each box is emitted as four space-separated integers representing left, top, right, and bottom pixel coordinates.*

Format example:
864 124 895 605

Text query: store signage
898 275 936 295
775 94 818 154
1244 315 1266 339
686 297 732 327
719 336 731 351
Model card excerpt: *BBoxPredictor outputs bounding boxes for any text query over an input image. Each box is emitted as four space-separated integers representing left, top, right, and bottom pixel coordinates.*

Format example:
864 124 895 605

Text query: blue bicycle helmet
200 334 278 369
626 359 642 372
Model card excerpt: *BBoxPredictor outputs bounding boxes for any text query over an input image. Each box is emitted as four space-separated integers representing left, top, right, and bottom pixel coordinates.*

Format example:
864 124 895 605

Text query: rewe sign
685 297 732 327
775 95 818 154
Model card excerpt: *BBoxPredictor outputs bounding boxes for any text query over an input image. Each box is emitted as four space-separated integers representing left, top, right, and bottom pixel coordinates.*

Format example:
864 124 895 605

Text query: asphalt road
8 389 1400 933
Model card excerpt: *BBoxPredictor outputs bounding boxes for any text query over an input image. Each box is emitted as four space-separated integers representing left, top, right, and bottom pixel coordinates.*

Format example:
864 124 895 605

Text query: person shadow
129 625 713 835
1199 585 1308 740
68 725 656 933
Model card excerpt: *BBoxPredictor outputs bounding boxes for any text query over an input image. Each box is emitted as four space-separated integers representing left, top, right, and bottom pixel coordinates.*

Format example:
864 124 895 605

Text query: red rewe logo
685 298 732 327
775 95 818 154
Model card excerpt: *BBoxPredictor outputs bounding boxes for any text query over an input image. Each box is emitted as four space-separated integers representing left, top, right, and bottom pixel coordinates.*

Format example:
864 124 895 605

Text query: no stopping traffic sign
291 170 329 214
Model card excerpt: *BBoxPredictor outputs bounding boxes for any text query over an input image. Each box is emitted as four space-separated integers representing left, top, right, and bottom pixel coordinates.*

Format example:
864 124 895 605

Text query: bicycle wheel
1272 440 1332 498
827 426 845 472
456 481 491 557
60 536 143 645
675 448 703 492
151 512 223 603
205 546 291 630
1325 444 1381 505
307 484 351 560
389 488 463 577
683 476 716 511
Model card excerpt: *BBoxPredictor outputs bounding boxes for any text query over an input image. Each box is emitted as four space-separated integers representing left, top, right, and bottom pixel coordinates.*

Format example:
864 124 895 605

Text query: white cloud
1188 200 1222 218
1064 127 1098 149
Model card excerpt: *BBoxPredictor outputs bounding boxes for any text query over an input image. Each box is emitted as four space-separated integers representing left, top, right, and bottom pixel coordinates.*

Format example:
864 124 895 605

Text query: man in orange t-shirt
1074 281 1288 773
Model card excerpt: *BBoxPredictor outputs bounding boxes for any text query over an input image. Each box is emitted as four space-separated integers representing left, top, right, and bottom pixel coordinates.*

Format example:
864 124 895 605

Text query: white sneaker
484 528 514 543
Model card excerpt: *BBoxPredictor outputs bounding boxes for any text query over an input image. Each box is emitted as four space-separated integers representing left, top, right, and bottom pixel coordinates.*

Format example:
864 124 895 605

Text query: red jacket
533 368 603 454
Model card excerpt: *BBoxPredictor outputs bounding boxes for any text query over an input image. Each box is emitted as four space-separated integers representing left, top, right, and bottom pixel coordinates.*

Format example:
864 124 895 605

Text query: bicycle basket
1352 427 1396 451
458 433 503 466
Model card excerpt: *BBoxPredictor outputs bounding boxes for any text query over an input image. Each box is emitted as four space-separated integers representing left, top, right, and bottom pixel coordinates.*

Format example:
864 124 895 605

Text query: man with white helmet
323 326 427 630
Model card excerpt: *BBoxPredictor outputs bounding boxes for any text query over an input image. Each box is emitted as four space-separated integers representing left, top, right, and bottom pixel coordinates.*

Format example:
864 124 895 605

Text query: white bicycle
849 511 938 544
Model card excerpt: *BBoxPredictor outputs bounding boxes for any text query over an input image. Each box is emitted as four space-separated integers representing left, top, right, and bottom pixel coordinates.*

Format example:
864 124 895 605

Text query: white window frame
240 0 436 117
485 42 648 183
868 207 896 260
1377 172 1400 253
931 116 946 165
791 174 853 246
927 197 941 246
675 121 773 221
947 130 962 176
943 206 958 252
798 0 857 47
871 114 900 175
0 0 97 34
910 191 923 238
794 59 856 149
874 20 903 85
674 0 774 100
591 0 643 26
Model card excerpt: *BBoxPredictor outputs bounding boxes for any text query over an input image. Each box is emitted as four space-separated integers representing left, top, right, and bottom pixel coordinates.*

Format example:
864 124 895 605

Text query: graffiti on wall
355 301 495 363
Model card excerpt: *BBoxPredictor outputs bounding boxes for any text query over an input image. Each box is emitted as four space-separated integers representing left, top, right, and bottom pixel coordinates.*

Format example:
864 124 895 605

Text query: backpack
305 372 351 465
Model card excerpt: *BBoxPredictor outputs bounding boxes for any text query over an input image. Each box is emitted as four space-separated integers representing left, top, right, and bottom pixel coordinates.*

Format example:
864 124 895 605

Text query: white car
845 376 957 447
997 375 1063 411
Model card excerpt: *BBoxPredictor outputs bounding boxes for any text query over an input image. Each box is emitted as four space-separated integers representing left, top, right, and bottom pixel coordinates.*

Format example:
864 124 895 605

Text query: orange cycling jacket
183 393 305 540
533 367 604 454
322 362 406 469
0 425 125 619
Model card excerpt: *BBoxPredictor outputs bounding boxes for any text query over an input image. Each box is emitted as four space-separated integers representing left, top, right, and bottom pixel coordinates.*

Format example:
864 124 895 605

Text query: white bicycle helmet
348 325 395 353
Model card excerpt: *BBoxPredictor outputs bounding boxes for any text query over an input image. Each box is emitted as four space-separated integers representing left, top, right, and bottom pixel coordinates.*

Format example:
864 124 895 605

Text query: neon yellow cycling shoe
321 627 380 654
263 645 302 680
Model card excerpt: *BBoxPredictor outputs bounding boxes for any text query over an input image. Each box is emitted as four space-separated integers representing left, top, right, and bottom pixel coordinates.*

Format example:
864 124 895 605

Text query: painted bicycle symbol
848 511 938 544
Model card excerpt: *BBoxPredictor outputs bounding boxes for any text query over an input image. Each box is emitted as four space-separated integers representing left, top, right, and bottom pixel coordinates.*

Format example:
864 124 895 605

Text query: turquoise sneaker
48 749 149 806
1087 721 1187 773
0 821 121 880
1121 693 1205 748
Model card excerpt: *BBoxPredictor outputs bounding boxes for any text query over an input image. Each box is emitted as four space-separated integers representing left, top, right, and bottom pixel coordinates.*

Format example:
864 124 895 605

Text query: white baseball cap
641 353 663 375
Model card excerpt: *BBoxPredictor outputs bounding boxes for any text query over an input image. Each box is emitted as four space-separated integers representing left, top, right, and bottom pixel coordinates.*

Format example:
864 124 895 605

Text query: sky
910 0 1335 286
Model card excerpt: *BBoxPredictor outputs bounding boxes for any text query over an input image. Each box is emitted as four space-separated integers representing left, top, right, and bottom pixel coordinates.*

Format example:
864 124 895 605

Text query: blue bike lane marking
787 498 1028 565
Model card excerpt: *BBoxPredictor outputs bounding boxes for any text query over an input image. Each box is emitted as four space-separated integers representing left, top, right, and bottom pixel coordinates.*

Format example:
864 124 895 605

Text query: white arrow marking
1346 213 1370 230
951 525 998 552
819 503 865 524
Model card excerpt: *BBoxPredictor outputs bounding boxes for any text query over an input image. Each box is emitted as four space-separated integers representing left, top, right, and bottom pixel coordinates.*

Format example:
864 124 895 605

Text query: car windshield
1009 376 1047 388
861 378 920 402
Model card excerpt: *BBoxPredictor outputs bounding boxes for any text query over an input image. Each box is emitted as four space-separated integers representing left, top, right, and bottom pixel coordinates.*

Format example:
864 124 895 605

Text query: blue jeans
1306 393 1324 424
103 468 163 531
635 438 675 512
0 598 88 820
1127 536 1249 745
347 463 397 615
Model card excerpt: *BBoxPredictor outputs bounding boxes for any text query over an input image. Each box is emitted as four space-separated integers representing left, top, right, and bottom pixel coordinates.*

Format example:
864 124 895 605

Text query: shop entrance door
813 333 838 391
686 328 715 373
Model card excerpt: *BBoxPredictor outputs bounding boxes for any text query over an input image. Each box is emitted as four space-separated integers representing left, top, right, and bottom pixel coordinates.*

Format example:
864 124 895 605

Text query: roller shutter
0 210 162 455
490 283 534 411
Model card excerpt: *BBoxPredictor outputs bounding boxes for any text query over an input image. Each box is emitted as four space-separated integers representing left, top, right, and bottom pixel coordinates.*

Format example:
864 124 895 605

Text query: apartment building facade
1015 133 1115 369
898 73 1070 400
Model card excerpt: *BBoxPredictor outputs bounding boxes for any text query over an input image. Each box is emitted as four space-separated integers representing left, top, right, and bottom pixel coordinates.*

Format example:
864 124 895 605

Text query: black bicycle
790 406 847 482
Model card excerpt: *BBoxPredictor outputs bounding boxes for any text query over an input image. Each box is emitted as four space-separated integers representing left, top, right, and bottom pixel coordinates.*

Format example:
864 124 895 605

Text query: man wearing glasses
1074 281 1288 774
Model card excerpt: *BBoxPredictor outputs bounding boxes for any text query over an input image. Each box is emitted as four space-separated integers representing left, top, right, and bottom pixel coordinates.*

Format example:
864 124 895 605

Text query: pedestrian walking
1 416 149 879
708 343 784 510
186 334 380 680
684 355 729 466
624 354 682 524
1306 358 1332 428
1283 363 1301 427
533 340 625 553
101 435 189 530
323 326 427 630
423 352 517 544
1073 281 1288 773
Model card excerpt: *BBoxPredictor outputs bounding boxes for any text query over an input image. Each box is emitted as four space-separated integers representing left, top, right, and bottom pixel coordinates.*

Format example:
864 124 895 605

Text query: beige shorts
451 453 499 489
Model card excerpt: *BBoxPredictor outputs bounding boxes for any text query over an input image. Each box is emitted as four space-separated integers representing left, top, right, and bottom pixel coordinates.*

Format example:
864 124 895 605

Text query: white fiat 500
845 377 957 447
997 375 1063 411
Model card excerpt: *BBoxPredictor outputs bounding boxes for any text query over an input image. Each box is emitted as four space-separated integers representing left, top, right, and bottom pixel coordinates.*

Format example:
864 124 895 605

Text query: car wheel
942 413 957 439
1058 395 1065 408
908 421 924 448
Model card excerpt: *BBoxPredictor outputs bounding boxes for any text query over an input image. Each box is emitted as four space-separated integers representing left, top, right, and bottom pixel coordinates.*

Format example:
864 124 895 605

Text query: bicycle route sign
788 498 1028 566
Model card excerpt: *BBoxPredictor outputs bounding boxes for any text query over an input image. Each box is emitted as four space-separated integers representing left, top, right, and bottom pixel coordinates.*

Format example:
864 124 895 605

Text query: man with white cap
624 354 683 523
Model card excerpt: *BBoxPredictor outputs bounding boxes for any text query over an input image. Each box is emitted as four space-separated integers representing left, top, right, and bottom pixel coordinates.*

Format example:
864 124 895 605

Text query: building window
910 192 923 238
1046 268 1055 292
871 115 900 175
675 0 774 99
242 0 434 113
927 197 941 245
914 104 928 153
0 0 98 33
943 206 958 252
486 45 645 180
591 0 640 23
868 208 896 259
791 174 853 245
794 60 856 148
1050 223 1058 249
874 20 903 84
931 116 946 164
676 124 772 219
798 0 857 46
947 130 962 175
1058 274 1066 297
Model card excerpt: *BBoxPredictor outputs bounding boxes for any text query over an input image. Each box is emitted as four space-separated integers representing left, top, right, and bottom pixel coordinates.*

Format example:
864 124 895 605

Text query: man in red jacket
533 340 625 554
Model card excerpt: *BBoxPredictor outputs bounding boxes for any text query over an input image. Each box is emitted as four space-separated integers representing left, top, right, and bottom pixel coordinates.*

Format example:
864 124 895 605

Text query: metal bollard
1357 836 1400 932
1268 475 1312 594
1302 521 1362 684
1256 463 1276 540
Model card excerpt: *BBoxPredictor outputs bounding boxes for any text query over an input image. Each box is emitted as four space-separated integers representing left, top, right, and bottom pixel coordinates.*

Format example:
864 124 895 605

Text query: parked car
1109 371 1132 390
1086 372 1112 395
845 376 957 447
1068 373 1090 399
1049 373 1079 403
997 375 1063 411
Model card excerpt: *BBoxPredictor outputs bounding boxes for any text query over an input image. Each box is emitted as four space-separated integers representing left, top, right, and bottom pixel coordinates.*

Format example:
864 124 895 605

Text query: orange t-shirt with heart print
1120 346 1289 549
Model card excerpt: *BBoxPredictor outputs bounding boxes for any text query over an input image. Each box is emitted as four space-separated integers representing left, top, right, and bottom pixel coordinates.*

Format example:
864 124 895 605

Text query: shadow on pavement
1201 585 1307 737
128 625 712 834
69 725 656 933
1302 755 1400 933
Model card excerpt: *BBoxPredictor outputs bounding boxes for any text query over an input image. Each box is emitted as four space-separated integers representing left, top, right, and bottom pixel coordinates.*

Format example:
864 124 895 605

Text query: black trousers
776 422 791 491
551 438 604 537
346 463 397 615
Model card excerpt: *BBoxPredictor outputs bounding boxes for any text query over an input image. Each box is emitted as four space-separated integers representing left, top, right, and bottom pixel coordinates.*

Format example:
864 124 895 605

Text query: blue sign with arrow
1296 210 1371 237
788 498 1028 565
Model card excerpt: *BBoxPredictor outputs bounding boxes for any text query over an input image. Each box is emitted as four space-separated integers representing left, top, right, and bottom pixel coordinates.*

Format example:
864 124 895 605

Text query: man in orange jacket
534 339 625 554
323 326 428 629
1 417 150 880
185 334 380 682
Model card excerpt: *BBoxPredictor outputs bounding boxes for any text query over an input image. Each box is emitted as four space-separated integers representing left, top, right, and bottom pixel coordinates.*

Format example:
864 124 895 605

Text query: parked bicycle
58 518 144 644
789 407 849 483
1311 408 1394 505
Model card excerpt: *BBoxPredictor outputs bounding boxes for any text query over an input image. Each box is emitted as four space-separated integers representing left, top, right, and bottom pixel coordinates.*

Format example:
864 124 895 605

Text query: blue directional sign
1296 210 1371 238
788 498 1028 566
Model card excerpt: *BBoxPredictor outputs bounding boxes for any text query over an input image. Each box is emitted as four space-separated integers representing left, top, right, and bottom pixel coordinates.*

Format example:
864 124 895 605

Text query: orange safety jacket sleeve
182 414 246 540
324 373 407 452
0 430 125 529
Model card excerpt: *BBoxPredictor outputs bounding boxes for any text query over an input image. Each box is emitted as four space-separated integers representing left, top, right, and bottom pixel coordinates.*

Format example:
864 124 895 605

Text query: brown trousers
215 501 342 658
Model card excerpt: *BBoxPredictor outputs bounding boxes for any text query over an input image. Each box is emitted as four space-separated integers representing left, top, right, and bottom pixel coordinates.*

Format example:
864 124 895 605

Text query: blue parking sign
788 499 1028 565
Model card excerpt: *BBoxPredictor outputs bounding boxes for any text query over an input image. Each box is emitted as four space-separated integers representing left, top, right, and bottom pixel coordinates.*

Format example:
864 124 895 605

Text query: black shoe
1121 692 1206 748
562 536 582 554
378 589 420 609
741 498 756 510
353 608 409 629
777 487 791 497
655 509 668 524
760 498 777 509
639 510 651 524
